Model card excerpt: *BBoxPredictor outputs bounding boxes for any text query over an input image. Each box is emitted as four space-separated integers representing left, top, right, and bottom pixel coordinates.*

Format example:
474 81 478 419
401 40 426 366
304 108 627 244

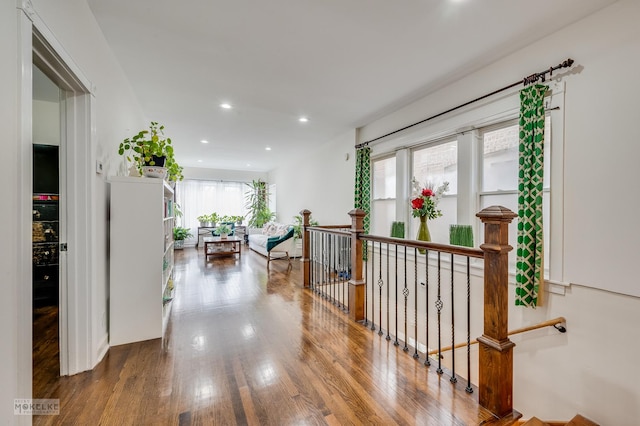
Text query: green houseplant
173 226 192 249
245 179 274 228
216 223 232 238
292 214 318 240
118 121 183 180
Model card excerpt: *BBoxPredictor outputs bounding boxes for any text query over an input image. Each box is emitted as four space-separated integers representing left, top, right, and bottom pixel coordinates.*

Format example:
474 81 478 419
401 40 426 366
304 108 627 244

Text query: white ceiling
86 0 616 172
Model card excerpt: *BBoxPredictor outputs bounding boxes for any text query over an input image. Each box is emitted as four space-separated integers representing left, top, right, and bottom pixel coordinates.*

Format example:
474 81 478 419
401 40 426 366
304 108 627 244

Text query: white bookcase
109 176 175 346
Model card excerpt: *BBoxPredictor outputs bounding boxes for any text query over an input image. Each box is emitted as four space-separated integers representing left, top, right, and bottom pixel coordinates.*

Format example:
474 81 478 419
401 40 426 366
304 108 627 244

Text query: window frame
366 81 566 288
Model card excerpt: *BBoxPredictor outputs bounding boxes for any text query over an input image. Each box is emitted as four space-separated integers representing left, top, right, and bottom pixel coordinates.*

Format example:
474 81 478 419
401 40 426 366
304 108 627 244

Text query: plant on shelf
118 121 183 181
245 179 275 228
292 214 318 240
173 226 192 250
231 215 245 225
197 212 219 226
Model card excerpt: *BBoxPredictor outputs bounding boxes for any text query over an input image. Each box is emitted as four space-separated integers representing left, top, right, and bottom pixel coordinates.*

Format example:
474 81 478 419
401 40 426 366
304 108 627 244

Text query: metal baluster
321 234 325 298
450 253 457 384
413 247 419 359
394 244 399 347
329 234 337 306
371 240 376 331
424 249 430 366
346 237 351 314
436 252 443 375
403 246 409 352
465 256 473 393
364 241 368 326
378 241 383 336
310 232 315 292
386 243 391 341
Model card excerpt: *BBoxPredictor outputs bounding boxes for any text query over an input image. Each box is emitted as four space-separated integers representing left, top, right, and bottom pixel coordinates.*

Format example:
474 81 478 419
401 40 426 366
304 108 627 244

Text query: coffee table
203 236 242 260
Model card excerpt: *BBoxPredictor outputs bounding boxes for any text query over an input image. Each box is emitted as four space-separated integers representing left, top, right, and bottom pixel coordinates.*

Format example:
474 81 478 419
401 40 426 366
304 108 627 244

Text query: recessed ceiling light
201 140 209 144
246 163 251 167
265 147 272 151
220 103 232 109
197 159 203 163
299 117 308 123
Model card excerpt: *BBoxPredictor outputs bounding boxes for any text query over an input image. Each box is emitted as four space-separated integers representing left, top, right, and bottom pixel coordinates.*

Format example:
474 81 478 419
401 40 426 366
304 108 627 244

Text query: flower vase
417 215 431 254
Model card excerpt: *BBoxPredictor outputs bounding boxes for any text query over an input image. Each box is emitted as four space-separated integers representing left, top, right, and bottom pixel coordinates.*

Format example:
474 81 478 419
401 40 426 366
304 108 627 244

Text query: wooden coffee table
203 236 242 260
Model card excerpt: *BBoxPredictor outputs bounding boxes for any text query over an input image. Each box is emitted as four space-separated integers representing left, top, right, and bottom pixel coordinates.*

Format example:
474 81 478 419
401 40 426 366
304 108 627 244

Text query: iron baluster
450 253 457 384
386 243 391 341
371 241 376 331
403 245 409 352
413 247 419 359
424 249 430 366
466 256 473 393
394 244 399 347
378 242 383 336
436 252 443 375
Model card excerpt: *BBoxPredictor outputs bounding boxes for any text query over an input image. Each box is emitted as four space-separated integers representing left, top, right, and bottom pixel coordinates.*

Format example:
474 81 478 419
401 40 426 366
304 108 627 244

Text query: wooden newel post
300 209 311 288
476 205 518 418
348 208 366 322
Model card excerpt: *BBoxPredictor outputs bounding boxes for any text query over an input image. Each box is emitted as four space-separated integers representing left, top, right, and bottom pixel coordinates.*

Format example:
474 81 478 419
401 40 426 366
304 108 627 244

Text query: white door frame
17 0 97 378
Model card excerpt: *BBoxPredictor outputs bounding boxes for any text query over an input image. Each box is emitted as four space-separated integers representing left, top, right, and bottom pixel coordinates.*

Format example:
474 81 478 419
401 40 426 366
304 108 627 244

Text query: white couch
248 222 295 265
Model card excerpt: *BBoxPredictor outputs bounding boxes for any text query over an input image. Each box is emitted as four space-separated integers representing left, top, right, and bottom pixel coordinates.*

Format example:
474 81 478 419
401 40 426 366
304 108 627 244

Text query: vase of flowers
410 178 449 252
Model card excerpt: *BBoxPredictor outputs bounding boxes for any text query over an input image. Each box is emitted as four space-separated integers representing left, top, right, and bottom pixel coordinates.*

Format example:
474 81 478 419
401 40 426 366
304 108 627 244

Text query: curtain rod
356 58 575 149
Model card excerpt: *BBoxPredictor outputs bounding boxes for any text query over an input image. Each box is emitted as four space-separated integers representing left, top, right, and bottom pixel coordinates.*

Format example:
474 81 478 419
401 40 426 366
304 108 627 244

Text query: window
176 180 248 233
371 156 396 236
479 117 551 273
368 83 564 282
411 140 458 243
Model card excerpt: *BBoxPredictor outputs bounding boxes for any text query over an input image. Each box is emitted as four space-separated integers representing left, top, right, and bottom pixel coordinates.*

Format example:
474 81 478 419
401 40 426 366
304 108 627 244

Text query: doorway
32 64 64 388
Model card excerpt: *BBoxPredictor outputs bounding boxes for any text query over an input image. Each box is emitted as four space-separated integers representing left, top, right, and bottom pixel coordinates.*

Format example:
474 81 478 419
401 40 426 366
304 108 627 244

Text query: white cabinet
109 176 175 346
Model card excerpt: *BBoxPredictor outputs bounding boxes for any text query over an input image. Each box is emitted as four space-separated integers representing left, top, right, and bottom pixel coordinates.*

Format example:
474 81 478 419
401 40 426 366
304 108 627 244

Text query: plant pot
142 166 167 179
146 155 166 167
220 234 228 239
174 239 185 249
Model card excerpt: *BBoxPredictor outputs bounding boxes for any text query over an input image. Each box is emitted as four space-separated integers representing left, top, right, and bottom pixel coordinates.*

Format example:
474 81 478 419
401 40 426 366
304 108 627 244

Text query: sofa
248 222 294 265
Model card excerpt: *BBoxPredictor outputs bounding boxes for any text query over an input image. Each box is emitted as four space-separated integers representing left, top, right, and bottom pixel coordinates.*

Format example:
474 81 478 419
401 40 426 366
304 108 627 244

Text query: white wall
29 0 148 376
358 1 640 424
268 129 356 226
1 2 21 423
1 0 146 421
182 166 267 183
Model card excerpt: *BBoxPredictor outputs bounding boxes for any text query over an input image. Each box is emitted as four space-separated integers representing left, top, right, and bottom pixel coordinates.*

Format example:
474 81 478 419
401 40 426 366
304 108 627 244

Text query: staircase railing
300 206 519 420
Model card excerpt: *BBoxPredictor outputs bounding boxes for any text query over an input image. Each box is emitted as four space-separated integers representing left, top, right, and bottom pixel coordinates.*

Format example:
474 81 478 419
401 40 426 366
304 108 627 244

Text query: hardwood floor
32 245 497 425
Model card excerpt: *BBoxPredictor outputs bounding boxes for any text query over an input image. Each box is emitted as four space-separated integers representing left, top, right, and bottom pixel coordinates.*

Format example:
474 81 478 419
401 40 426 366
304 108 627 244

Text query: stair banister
476 205 518 418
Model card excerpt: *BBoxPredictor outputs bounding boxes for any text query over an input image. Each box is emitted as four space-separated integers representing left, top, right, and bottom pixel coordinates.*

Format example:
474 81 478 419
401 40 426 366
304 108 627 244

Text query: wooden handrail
360 234 484 259
428 317 567 357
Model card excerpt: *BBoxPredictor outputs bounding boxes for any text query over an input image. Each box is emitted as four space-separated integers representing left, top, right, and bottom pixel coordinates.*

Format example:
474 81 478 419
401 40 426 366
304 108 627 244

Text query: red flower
421 188 434 197
411 197 424 210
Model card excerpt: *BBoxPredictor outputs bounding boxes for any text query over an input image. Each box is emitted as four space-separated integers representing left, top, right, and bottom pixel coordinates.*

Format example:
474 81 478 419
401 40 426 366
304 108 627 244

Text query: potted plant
173 226 192 249
292 214 318 240
292 214 318 257
196 213 219 227
216 223 232 239
245 179 274 228
232 215 245 225
118 121 182 180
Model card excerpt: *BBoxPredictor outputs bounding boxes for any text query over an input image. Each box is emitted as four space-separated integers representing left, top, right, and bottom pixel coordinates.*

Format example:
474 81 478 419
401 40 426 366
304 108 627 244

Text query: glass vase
417 215 431 254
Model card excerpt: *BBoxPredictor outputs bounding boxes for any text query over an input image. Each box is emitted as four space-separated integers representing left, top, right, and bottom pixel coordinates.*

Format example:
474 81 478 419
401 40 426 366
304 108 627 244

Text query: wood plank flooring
33 245 498 425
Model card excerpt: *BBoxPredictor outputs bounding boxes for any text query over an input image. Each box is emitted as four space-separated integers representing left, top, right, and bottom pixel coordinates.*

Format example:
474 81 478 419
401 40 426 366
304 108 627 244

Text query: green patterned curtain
355 147 371 258
515 84 547 307
354 147 371 232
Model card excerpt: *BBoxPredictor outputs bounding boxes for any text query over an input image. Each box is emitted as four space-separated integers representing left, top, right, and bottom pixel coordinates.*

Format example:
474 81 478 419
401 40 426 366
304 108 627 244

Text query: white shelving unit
109 176 175 346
